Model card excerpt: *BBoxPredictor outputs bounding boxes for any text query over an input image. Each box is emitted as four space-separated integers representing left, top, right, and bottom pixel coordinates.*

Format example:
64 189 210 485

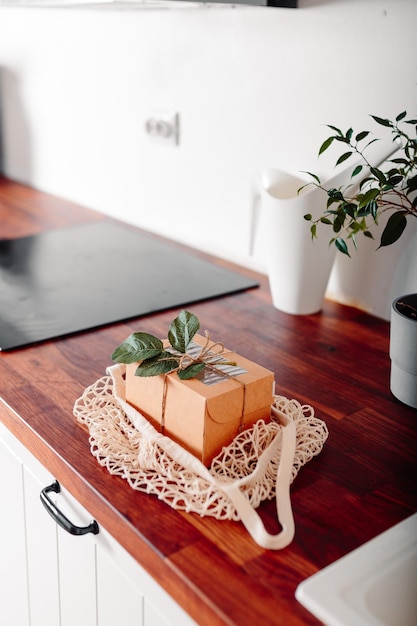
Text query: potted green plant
302 111 417 409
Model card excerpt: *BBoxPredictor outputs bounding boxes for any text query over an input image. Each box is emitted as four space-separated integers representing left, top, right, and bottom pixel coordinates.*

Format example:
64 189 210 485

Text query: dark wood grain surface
1 176 416 626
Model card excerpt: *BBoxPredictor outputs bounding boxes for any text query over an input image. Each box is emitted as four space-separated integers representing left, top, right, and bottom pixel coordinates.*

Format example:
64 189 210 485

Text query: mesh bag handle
219 409 296 549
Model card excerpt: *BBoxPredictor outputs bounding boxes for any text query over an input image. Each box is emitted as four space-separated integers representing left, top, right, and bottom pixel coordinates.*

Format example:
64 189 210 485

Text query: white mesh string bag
74 364 328 549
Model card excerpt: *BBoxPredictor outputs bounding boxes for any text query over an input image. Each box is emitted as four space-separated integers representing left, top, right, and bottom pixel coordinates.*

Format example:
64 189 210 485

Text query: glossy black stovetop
0 221 258 350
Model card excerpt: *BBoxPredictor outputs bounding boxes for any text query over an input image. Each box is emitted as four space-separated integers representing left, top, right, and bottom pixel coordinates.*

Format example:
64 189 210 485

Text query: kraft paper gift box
125 334 274 466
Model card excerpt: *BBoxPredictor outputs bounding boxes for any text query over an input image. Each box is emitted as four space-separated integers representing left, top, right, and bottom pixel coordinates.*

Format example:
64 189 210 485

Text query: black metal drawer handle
40 480 99 536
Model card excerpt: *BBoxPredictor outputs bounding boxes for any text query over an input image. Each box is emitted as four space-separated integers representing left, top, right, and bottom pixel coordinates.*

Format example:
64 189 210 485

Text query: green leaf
301 171 321 185
318 137 334 156
363 230 374 239
304 213 313 221
369 200 378 219
396 111 407 122
335 238 350 256
379 212 407 248
358 188 380 208
328 188 345 201
320 217 332 225
333 213 345 233
406 174 417 193
371 115 392 128
364 138 380 150
348 220 363 234
177 362 206 380
370 167 386 184
386 174 403 187
355 131 369 142
344 203 357 219
168 310 200 353
327 196 339 208
346 128 353 142
135 352 179 377
351 165 363 177
311 224 317 239
112 332 163 364
326 124 343 136
336 151 353 166
359 176 374 190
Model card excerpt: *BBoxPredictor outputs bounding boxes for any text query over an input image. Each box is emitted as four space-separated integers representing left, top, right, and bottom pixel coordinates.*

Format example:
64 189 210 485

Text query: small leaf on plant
304 213 312 221
344 203 357 219
177 362 206 380
407 174 417 192
359 188 380 207
328 188 345 201
370 167 386 184
371 115 392 128
369 200 378 219
326 125 343 136
364 138 380 151
318 137 334 156
390 157 408 165
351 165 363 177
333 212 345 233
135 352 179 377
379 212 407 248
301 171 321 185
387 174 403 187
111 332 163 364
355 131 369 142
335 238 350 256
336 151 353 166
359 175 374 191
168 310 200 353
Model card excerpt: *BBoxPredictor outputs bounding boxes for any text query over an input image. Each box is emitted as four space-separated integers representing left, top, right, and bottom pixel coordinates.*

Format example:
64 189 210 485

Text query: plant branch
303 111 417 254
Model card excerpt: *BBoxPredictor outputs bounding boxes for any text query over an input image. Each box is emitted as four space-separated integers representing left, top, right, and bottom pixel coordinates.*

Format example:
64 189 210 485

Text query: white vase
326 212 417 320
257 140 400 316
257 169 336 315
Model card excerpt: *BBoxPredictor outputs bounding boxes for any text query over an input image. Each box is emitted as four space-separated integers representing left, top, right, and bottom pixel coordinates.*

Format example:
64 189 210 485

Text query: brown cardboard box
125 334 274 466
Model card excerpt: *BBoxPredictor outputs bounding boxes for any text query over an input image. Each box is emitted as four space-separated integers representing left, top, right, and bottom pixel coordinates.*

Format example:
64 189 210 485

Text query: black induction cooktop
0 221 258 351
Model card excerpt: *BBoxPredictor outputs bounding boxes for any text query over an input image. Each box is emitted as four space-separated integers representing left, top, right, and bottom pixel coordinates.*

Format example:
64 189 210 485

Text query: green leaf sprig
301 111 417 256
111 310 237 381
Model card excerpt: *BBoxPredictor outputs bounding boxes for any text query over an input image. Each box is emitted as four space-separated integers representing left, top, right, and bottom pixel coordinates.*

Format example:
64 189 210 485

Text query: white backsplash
0 0 416 318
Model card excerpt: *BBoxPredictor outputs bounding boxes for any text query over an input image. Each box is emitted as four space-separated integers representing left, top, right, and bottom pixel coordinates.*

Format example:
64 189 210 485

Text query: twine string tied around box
160 333 247 433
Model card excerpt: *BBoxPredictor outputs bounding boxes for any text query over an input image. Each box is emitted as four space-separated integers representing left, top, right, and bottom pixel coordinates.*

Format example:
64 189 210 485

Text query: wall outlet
144 111 179 145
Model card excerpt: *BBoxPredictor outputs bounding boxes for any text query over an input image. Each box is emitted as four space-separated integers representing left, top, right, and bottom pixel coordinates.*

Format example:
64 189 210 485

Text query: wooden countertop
1 176 416 626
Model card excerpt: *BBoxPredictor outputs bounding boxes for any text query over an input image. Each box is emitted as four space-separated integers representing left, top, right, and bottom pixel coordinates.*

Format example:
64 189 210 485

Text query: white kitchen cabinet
0 420 196 626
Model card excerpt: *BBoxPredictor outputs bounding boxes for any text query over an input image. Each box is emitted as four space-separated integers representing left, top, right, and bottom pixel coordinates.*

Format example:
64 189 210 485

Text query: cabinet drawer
0 419 196 626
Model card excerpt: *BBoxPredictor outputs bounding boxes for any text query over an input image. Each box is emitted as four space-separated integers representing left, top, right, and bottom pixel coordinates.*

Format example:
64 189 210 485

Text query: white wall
0 0 416 318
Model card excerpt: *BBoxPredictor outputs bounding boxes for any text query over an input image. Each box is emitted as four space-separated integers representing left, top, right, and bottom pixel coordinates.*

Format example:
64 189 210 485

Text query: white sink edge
295 512 417 626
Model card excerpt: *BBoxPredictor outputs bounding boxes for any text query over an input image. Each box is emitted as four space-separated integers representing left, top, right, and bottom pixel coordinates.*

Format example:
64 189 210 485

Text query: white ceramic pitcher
257 138 400 315
257 169 336 315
